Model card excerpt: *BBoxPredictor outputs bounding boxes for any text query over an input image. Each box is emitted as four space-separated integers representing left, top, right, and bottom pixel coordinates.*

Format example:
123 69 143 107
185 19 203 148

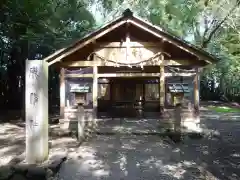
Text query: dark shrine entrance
113 78 136 102
98 77 160 118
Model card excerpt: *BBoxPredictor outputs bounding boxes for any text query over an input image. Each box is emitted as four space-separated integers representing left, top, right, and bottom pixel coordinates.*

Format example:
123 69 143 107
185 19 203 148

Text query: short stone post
77 103 85 141
65 106 78 132
173 103 182 141
174 103 182 133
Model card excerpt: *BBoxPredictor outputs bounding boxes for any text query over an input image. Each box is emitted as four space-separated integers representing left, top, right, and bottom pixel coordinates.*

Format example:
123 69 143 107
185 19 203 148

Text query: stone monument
25 60 48 163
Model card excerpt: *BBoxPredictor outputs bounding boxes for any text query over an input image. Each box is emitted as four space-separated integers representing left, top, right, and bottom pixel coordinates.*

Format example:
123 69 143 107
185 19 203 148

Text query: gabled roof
44 9 218 65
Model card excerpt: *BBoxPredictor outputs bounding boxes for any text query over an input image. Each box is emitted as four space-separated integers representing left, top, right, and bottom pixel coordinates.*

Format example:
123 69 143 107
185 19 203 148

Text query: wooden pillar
142 82 145 106
110 80 113 103
193 67 200 114
60 68 65 118
93 65 98 117
160 65 165 113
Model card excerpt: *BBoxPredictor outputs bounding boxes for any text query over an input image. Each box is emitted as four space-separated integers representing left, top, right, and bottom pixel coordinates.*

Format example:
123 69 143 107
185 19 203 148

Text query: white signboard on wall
25 60 48 163
70 84 91 93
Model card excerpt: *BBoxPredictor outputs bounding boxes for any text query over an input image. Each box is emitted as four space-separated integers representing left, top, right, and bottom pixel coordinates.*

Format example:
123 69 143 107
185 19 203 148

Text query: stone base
163 108 202 134
59 119 78 131
181 111 202 133
59 119 85 141
59 109 97 142
182 120 202 133
0 154 68 180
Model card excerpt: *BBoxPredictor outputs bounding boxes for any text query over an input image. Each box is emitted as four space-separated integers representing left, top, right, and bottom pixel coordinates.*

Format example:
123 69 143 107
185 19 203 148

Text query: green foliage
0 0 96 109
208 106 240 113
1 0 95 57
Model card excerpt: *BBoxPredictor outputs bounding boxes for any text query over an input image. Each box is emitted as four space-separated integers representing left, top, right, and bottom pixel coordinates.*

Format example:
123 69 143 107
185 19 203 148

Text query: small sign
168 83 190 93
70 84 90 93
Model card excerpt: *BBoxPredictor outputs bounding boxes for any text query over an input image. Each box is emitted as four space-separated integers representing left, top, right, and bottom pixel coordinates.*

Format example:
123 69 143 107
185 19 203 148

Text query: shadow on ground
0 109 240 180
56 110 240 180
0 121 79 167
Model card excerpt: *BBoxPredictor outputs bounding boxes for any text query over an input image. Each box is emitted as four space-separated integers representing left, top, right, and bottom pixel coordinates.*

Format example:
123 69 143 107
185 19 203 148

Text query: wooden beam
65 72 196 78
61 60 103 67
60 59 199 67
65 74 93 78
100 73 160 77
166 72 196 77
44 48 65 63
60 68 65 118
48 20 127 66
96 42 162 48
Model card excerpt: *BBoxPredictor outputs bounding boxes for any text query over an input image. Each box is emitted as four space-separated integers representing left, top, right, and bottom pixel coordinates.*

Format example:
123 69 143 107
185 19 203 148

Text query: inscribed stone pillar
25 60 48 163
159 65 165 113
60 68 65 118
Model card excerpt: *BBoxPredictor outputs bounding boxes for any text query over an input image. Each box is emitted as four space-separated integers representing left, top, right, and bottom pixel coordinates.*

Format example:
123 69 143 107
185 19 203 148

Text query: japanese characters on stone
30 92 38 106
28 65 41 129
28 118 38 130
29 66 39 79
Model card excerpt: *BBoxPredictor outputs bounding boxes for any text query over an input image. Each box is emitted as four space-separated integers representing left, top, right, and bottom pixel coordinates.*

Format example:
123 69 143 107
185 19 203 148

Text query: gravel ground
56 134 188 180
55 111 240 180
0 110 240 180
56 134 216 180
0 122 79 166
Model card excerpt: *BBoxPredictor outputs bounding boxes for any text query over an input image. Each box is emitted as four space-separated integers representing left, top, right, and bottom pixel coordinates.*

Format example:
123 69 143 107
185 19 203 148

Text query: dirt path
56 134 205 180
1 109 240 180
55 111 240 180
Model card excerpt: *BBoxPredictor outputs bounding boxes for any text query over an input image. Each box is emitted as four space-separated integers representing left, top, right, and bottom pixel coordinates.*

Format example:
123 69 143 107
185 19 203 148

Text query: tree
96 0 240 102
0 0 96 110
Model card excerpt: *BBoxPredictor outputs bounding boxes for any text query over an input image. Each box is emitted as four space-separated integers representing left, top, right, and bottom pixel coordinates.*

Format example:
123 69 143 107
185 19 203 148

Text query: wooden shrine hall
44 9 217 119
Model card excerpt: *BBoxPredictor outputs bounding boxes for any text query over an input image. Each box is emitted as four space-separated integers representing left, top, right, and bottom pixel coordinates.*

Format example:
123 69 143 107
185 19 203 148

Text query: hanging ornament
91 51 172 69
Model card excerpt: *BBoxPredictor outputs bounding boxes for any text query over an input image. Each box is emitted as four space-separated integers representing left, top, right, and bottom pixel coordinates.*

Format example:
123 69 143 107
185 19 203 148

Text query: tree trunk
7 40 28 116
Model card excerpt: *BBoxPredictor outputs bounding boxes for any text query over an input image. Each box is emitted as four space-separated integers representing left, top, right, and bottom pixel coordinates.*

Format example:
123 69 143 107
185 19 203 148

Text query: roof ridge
131 13 218 61
44 8 218 64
